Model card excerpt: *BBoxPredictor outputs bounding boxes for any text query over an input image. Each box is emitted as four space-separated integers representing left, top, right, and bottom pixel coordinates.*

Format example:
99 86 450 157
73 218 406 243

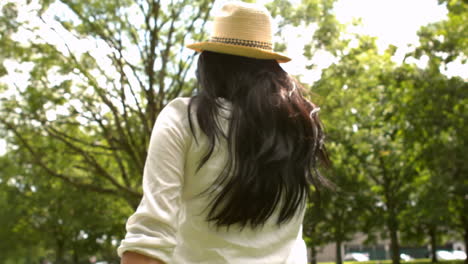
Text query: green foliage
414 0 467 67
0 0 216 205
0 0 215 262
313 34 411 264
0 130 132 263
304 1 467 264
267 0 345 55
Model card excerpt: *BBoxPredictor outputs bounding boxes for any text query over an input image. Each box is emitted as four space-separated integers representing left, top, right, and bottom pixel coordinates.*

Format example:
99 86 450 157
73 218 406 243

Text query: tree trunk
55 239 65 264
311 246 318 264
429 225 438 263
336 240 343 264
464 226 468 264
73 244 79 264
390 227 400 264
379 155 401 264
388 213 400 264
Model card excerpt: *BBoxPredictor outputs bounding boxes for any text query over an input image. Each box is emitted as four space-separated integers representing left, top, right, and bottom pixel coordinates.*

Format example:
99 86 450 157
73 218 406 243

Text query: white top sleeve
117 98 190 263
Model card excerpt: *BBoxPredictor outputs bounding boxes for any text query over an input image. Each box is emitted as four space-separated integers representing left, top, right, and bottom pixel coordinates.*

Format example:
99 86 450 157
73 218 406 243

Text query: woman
118 2 329 263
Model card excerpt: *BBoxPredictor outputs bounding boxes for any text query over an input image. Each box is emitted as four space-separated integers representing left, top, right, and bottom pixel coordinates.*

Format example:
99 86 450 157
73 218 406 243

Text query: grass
317 260 465 264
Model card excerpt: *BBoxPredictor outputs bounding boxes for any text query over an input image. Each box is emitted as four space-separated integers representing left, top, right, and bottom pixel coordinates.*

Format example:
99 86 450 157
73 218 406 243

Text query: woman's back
176 98 307 263
118 98 308 263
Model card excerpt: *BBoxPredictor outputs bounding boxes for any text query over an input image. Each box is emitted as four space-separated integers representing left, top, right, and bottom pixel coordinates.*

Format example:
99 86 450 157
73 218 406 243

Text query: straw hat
186 1 291 63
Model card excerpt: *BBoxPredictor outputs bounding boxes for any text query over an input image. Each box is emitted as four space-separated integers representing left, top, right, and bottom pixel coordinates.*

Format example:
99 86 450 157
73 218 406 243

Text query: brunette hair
188 51 330 228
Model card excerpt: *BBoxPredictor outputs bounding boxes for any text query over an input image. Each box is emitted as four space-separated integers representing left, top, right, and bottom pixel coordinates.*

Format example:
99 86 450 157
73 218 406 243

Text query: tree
0 0 215 210
413 0 467 71
0 131 131 263
267 0 345 56
0 1 216 261
314 35 423 264
306 2 467 263
395 64 467 263
0 156 46 263
304 139 374 264
303 193 332 264
400 165 451 263
401 0 467 261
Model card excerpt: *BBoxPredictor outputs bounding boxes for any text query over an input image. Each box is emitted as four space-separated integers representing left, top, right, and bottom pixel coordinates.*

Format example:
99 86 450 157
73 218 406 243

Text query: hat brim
186 42 291 63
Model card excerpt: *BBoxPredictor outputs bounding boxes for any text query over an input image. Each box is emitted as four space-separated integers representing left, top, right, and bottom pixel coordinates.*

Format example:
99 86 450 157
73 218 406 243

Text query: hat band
210 36 273 50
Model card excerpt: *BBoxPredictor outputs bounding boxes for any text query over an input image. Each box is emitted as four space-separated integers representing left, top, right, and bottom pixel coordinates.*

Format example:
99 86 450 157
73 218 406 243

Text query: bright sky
334 0 468 77
278 0 457 82
334 0 447 49
0 0 465 156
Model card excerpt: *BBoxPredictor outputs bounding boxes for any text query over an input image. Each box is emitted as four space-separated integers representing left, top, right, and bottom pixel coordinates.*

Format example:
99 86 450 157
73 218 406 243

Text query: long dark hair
188 51 330 228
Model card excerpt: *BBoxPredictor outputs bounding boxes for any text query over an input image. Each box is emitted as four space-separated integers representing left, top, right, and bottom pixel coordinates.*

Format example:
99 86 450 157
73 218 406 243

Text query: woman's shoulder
164 97 191 111
154 97 193 131
160 97 191 117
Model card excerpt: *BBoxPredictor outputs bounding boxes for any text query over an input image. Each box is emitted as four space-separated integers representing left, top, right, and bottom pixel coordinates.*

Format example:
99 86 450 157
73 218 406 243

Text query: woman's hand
121 251 166 264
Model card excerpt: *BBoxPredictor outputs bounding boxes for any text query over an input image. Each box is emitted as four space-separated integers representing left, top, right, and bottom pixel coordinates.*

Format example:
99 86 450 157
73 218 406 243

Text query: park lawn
317 260 465 264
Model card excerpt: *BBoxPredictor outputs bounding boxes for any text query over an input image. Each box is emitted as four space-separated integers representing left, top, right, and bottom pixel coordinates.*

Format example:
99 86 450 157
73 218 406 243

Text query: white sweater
117 97 307 264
